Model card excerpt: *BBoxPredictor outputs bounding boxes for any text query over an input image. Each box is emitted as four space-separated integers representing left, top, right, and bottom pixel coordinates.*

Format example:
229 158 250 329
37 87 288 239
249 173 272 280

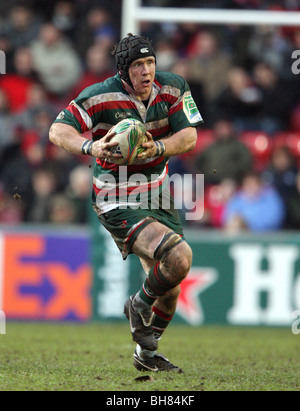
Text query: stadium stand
0 0 300 231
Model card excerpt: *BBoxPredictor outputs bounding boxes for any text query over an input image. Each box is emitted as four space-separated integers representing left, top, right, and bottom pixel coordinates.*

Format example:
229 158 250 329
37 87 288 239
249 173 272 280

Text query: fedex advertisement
0 230 92 322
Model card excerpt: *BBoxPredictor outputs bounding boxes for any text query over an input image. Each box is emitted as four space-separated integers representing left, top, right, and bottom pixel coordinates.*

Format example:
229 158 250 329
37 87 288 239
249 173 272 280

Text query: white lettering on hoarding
228 245 298 326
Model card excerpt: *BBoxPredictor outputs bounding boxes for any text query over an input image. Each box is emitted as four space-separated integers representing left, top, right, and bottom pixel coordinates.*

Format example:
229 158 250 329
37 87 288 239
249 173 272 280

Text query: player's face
129 57 156 100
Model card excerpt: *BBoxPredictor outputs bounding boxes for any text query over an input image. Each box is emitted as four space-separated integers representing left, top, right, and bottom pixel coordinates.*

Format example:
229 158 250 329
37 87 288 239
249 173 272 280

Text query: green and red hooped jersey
54 72 203 214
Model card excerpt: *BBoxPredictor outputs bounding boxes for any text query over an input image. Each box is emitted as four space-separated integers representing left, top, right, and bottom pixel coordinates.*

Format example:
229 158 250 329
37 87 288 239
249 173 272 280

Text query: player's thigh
131 221 169 260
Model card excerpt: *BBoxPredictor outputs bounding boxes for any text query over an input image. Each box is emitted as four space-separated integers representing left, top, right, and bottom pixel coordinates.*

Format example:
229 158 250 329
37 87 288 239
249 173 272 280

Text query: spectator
2 5 41 50
46 145 82 192
203 178 237 228
223 171 285 233
262 145 300 227
52 1 77 40
69 44 114 99
253 62 296 133
284 173 300 229
140 21 164 45
66 165 92 223
155 39 178 71
21 131 45 168
194 119 253 184
15 83 56 131
0 138 33 212
76 7 117 57
214 67 263 131
247 25 293 78
222 25 254 68
27 108 55 148
187 31 233 102
172 22 199 53
0 183 23 224
262 145 299 199
0 89 16 151
293 28 300 53
26 167 57 223
0 47 39 113
49 194 76 224
30 23 82 97
18 103 56 170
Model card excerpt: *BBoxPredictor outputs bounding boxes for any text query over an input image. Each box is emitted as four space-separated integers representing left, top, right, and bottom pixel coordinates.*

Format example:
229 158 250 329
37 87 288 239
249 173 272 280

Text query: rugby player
49 34 203 372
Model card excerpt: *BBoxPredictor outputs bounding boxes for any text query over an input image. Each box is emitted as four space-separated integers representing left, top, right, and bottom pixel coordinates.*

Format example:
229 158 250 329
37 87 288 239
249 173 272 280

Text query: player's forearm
49 123 88 156
162 127 197 157
49 122 121 160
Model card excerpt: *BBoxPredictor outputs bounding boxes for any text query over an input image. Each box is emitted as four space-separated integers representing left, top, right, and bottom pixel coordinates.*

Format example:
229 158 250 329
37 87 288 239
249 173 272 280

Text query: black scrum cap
112 34 156 85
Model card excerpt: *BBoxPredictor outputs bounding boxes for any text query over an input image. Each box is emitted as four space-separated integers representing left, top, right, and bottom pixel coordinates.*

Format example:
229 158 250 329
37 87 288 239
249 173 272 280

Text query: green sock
139 262 175 305
152 306 174 340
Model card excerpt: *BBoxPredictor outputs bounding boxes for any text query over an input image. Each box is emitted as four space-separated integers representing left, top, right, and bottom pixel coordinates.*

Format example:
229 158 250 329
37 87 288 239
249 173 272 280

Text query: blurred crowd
0 0 300 233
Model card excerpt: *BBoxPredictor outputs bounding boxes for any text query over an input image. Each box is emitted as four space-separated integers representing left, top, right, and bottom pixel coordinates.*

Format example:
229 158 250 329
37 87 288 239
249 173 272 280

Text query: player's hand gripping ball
108 119 147 165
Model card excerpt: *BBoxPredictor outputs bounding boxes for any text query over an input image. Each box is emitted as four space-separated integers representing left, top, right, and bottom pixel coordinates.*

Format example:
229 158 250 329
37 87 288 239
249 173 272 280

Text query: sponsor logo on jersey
183 95 202 124
115 111 130 119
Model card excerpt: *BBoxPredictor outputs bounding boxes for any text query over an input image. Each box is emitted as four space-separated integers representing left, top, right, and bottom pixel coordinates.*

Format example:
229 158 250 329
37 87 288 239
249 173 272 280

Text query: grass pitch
0 323 298 391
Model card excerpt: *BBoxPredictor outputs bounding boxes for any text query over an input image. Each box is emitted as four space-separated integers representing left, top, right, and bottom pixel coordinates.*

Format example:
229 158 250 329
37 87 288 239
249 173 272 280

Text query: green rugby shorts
93 189 184 260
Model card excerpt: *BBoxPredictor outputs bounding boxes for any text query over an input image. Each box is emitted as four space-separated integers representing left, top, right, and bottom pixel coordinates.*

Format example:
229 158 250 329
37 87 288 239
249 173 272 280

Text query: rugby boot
124 294 158 351
133 350 184 373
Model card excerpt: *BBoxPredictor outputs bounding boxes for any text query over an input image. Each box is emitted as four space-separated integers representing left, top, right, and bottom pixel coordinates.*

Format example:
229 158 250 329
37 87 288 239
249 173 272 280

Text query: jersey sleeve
169 77 203 133
54 94 94 134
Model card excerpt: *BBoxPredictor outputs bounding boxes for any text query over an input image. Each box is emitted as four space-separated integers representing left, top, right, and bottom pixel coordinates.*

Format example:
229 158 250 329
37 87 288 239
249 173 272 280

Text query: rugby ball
109 118 147 165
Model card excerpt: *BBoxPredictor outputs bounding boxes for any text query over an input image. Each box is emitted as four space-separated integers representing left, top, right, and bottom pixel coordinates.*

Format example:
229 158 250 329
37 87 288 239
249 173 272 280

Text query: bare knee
163 242 192 282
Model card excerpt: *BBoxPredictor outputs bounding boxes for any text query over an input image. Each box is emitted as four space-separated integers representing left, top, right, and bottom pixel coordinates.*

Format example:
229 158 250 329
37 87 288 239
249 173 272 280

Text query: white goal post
122 0 300 38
